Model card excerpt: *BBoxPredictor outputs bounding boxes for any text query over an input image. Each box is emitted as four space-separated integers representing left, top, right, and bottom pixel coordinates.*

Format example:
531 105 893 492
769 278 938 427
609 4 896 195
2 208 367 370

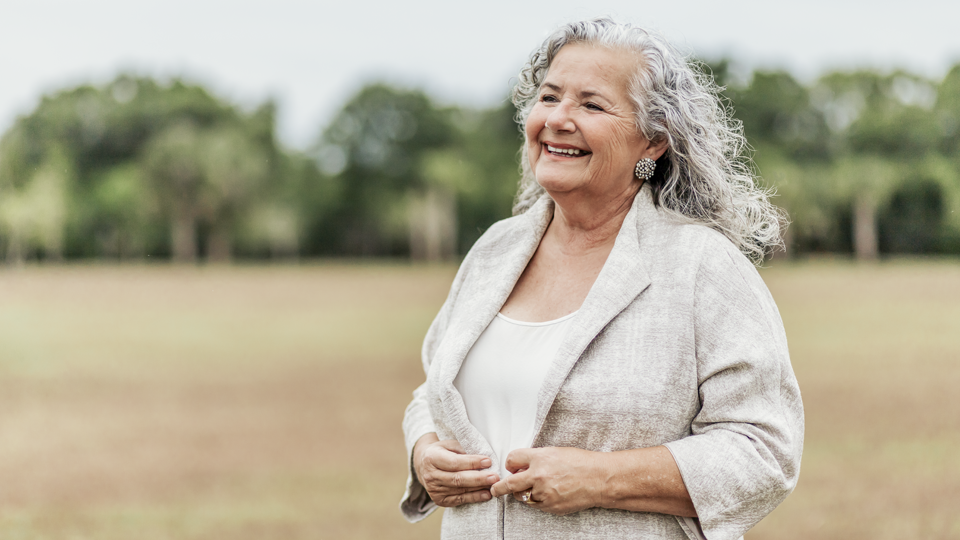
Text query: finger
504 448 534 474
431 445 493 472
425 482 497 507
490 470 532 498
437 488 493 507
511 489 539 504
429 485 487 506
430 469 500 490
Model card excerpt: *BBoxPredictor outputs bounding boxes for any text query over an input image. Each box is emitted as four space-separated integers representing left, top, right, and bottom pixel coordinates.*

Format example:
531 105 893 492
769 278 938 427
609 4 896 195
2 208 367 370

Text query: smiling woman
525 44 659 210
400 18 802 540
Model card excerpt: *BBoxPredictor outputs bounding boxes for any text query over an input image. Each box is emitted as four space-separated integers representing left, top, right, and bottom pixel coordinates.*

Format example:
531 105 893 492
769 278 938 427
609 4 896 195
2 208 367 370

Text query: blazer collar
531 186 654 440
436 195 554 457
437 186 657 457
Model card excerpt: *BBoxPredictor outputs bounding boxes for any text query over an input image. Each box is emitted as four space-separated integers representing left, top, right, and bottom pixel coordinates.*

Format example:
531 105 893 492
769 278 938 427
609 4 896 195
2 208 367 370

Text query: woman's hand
490 445 696 517
413 433 499 507
489 447 603 516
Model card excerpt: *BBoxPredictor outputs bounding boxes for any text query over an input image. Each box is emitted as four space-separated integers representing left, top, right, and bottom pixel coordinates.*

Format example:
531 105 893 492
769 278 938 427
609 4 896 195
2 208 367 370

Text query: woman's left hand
489 447 604 516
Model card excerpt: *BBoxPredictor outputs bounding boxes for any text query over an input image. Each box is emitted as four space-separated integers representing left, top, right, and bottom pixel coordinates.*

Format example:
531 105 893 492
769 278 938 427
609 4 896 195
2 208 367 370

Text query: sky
2 0 959 150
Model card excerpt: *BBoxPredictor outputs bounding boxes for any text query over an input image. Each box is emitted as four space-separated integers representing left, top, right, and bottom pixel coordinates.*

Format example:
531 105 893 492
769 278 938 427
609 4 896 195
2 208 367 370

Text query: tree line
1 62 958 263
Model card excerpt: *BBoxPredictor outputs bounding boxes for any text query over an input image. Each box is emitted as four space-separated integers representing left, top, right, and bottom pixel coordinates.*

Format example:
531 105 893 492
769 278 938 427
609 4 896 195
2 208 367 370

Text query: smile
545 144 589 157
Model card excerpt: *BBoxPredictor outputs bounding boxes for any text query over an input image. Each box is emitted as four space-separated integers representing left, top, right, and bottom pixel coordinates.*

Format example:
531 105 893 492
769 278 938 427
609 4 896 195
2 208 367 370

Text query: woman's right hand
413 433 499 507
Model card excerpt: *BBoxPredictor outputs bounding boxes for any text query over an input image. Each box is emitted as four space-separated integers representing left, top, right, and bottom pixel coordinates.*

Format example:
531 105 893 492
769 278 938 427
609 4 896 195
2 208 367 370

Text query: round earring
635 158 656 181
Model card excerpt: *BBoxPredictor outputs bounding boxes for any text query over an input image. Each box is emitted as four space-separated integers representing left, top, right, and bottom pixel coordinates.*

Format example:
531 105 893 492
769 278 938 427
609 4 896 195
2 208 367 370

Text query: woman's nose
545 101 575 132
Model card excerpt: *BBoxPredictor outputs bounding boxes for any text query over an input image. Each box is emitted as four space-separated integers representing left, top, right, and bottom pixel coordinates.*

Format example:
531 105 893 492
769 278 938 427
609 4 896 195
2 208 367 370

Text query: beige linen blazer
401 185 804 540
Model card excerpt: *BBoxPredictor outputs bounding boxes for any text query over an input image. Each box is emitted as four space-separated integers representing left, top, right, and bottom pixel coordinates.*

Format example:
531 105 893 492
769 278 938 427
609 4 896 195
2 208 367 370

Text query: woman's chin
535 174 584 195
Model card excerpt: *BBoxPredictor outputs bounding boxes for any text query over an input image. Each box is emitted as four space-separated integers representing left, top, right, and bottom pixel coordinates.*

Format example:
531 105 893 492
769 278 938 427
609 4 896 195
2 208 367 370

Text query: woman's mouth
544 144 590 157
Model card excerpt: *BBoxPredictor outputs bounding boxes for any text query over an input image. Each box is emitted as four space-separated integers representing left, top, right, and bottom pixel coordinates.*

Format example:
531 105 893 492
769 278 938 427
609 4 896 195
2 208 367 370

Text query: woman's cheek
525 109 549 170
524 131 542 170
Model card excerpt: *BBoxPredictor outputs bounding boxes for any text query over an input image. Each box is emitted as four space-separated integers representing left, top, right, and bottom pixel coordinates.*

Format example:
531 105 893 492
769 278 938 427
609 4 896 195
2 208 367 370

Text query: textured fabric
400 185 804 540
454 312 578 479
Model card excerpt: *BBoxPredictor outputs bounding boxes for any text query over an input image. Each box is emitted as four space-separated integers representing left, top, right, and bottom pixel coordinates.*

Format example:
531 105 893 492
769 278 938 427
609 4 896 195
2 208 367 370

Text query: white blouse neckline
496 310 579 327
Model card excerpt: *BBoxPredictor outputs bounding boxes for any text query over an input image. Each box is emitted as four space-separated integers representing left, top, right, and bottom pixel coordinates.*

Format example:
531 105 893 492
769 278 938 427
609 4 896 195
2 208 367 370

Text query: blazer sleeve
663 238 804 540
400 380 439 522
398 265 464 522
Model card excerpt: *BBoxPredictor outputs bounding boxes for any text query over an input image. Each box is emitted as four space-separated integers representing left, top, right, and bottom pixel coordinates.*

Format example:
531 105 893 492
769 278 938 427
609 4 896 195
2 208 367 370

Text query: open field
0 261 958 539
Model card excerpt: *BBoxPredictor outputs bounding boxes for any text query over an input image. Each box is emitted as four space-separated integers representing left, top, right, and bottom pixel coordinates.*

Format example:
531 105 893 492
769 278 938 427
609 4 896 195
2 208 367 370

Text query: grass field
0 261 958 539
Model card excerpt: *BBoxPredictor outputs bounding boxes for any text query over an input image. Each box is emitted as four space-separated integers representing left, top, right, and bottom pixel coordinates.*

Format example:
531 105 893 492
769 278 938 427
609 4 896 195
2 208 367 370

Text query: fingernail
480 458 491 468
480 492 491 500
487 475 497 483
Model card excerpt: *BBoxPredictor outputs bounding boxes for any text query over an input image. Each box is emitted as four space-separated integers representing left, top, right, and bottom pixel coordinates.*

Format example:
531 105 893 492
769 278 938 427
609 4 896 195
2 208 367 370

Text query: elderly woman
400 18 803 540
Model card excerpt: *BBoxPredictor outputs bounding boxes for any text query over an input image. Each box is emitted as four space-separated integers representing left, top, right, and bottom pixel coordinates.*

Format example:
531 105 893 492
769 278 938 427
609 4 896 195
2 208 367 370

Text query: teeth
546 144 582 156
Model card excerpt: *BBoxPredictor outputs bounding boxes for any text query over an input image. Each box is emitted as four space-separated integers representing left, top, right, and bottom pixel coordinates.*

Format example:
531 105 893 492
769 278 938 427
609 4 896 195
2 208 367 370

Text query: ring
520 489 539 504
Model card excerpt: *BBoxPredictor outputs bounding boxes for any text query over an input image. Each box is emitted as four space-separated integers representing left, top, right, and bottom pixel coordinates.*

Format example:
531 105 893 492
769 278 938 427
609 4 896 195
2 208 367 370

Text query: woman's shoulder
642 209 766 287
462 197 552 261
631 187 749 269
639 214 785 341
643 208 739 259
443 209 543 297
470 213 530 252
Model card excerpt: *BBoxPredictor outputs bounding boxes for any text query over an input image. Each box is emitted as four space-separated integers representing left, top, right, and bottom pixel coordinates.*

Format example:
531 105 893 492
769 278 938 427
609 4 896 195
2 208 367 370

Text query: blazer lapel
435 195 555 455
531 187 655 439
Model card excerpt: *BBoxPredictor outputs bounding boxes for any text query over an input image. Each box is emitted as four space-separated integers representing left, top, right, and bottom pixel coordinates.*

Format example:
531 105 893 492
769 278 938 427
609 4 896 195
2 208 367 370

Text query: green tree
0 75 299 262
311 84 456 256
87 163 158 258
197 126 270 261
451 101 523 253
0 145 72 263
730 70 831 161
933 64 960 249
724 69 831 256
813 70 941 258
141 121 206 261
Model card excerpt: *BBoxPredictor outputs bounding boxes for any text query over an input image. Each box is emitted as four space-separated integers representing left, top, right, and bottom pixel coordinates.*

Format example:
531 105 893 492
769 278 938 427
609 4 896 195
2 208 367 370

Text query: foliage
2 61 960 262
308 84 457 256
0 76 300 262
724 65 960 258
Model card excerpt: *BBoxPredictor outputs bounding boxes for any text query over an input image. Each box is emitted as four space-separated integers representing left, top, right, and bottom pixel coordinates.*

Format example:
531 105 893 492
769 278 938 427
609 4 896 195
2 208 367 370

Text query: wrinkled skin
491 447 604 515
414 434 499 507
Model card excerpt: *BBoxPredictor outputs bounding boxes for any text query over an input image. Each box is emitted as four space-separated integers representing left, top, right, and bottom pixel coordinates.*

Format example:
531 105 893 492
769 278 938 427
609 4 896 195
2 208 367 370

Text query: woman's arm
661 238 803 539
595 446 696 516
400 258 479 521
490 445 696 517
400 383 442 521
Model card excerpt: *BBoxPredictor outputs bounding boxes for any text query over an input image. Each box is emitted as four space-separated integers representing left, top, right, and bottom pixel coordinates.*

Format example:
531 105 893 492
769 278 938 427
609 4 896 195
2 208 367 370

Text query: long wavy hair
511 17 786 264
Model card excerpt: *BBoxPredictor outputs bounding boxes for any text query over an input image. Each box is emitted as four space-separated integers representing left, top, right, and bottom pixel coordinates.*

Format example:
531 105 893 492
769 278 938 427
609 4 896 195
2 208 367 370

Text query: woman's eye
541 94 559 103
586 102 604 111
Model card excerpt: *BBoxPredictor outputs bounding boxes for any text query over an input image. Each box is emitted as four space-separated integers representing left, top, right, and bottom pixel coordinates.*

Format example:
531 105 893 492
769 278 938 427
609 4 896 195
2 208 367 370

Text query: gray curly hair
511 17 785 264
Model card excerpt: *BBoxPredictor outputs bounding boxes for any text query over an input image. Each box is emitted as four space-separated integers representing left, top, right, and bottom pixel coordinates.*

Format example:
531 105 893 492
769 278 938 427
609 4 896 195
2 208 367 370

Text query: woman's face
525 43 661 200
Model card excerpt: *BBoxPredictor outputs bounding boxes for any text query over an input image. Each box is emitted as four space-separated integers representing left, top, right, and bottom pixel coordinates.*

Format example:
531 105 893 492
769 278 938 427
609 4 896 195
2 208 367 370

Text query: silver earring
634 158 656 181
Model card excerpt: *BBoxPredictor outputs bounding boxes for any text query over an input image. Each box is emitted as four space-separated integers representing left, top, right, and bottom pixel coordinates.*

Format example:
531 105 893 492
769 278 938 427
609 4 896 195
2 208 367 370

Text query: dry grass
0 261 957 539
752 261 960 540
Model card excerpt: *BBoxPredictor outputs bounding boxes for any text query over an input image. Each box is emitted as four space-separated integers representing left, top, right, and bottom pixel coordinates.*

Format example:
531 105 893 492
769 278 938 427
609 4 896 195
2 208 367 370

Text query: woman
400 18 803 540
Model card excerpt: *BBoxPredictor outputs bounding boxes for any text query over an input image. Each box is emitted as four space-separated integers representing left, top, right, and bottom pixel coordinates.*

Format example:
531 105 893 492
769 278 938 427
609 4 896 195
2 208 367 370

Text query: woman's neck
499 181 641 322
547 182 641 254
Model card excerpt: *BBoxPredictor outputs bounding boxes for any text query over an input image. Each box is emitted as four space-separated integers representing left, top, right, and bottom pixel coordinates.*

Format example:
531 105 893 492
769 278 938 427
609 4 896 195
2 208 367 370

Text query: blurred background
0 0 958 538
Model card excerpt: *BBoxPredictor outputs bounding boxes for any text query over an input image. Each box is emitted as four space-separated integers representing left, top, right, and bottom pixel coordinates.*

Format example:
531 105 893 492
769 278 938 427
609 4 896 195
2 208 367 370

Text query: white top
455 312 710 539
453 311 577 478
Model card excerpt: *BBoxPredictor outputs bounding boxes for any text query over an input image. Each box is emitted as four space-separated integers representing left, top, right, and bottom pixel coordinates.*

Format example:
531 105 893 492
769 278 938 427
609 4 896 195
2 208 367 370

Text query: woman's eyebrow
542 82 562 92
579 90 607 100
542 82 609 101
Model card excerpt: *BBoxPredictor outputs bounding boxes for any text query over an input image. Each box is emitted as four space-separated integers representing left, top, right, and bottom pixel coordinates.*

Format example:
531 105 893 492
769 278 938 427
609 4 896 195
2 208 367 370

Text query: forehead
544 43 640 97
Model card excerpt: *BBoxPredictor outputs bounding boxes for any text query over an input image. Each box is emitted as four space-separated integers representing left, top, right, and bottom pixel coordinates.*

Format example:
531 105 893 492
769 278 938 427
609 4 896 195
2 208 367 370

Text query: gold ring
520 489 539 504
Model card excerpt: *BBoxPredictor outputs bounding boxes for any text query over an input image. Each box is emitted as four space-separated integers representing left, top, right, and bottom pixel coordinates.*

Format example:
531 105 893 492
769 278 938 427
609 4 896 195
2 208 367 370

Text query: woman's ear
646 137 669 161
